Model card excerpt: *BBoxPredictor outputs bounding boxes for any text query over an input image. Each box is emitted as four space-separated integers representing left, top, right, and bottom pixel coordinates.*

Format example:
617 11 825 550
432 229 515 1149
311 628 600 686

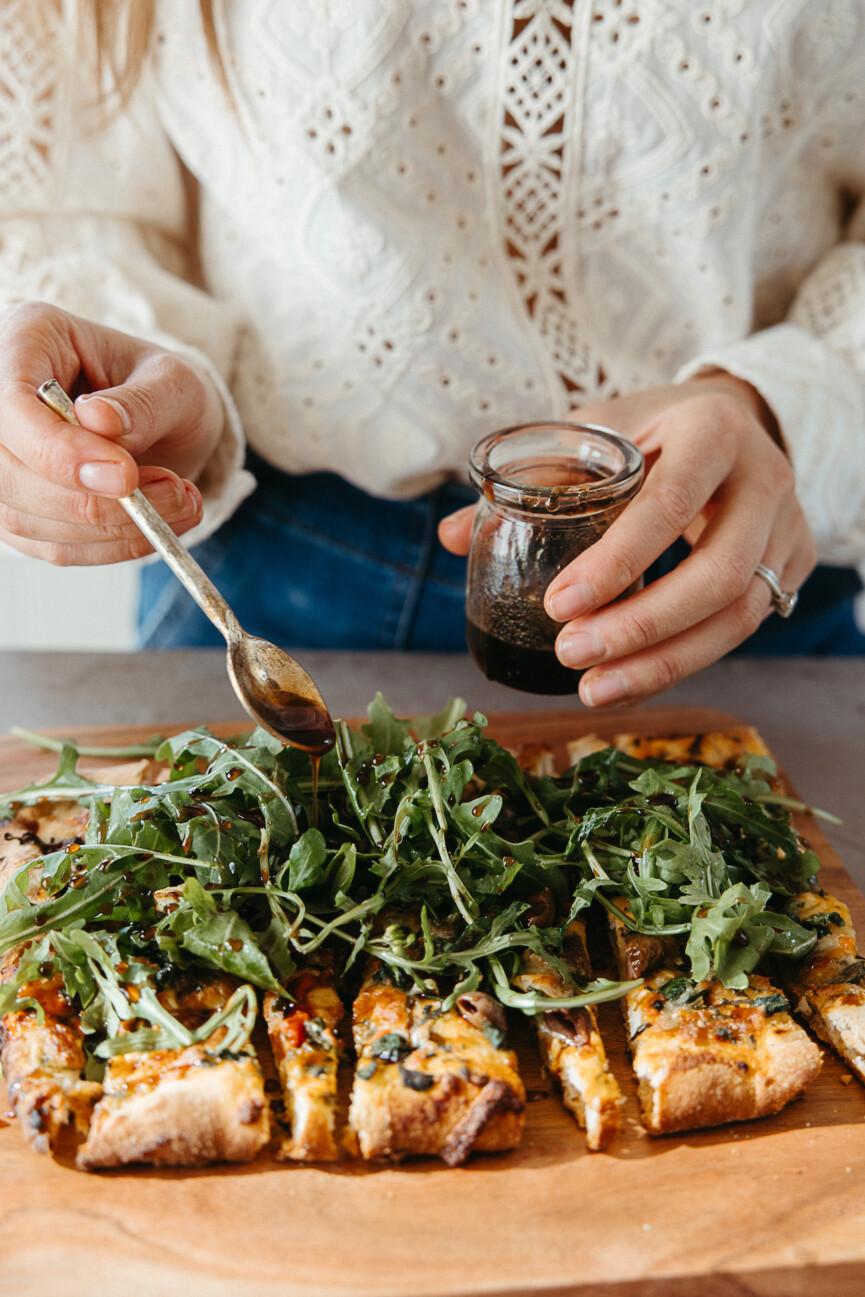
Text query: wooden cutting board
2 706 865 1297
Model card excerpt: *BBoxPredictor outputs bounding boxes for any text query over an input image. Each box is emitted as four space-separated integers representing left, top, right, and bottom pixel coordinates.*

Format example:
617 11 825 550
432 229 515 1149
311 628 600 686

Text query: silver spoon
37 379 335 755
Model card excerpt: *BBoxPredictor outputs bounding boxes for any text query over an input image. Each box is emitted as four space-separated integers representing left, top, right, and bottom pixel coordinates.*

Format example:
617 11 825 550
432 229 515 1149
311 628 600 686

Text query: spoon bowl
227 634 335 754
37 380 335 755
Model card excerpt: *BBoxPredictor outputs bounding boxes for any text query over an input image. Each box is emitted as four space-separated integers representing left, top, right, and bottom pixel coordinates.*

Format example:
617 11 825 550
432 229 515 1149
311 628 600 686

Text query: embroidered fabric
1 0 864 570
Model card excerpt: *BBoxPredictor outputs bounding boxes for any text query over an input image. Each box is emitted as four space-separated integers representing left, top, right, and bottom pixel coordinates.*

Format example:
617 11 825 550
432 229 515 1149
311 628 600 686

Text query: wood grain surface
2 706 864 1297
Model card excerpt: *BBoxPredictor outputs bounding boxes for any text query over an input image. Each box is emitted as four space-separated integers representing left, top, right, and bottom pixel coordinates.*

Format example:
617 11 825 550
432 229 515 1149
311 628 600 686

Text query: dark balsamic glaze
465 618 582 695
255 687 336 757
253 687 334 830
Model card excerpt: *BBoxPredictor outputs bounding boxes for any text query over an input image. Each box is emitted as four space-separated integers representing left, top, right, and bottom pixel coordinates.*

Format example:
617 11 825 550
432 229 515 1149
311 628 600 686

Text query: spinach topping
752 993 790 1017
800 911 844 936
370 1032 411 1063
482 1021 506 1049
302 1017 332 1049
657 977 705 1006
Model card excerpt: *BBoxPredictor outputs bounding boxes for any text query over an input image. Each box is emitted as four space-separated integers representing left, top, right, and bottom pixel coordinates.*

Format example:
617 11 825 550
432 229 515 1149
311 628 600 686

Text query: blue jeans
138 452 475 650
138 452 865 655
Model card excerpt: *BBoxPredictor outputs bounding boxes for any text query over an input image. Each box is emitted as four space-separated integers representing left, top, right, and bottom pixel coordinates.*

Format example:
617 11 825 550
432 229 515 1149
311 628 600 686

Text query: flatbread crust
1 798 100 1151
609 909 822 1134
606 726 865 1090
76 973 271 1170
598 728 831 1128
0 1009 102 1154
603 726 772 771
782 890 865 1084
513 921 622 1151
347 963 525 1164
263 958 343 1161
2 778 273 1170
76 1042 269 1170
1 724 857 1166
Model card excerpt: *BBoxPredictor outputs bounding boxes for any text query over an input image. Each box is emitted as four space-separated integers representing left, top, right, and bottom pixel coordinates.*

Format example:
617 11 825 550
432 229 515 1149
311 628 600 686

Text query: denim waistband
138 453 477 651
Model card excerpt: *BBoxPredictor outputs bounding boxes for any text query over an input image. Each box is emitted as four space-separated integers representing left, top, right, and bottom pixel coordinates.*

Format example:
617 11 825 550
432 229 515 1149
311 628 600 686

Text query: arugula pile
564 744 823 987
0 696 826 1066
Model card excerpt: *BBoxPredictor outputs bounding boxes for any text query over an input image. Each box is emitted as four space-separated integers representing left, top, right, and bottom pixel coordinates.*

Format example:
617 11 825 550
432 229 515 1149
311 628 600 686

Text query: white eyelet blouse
2 0 864 579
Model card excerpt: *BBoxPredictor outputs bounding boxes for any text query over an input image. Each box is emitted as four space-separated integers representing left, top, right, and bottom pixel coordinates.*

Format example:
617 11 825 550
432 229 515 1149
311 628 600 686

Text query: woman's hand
439 372 817 707
0 301 226 564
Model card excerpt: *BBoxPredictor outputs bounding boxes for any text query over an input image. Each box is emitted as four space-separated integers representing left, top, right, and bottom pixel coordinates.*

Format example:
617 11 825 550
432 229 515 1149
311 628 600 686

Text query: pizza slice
347 960 525 1165
1 999 102 1155
781 889 865 1084
606 727 865 1087
602 726 773 772
76 973 270 1170
512 920 622 1151
262 952 344 1161
608 904 822 1134
1 797 102 1151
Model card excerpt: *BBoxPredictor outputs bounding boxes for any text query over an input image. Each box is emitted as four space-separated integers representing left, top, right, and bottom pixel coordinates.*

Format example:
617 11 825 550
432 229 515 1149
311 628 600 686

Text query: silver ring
754 564 799 618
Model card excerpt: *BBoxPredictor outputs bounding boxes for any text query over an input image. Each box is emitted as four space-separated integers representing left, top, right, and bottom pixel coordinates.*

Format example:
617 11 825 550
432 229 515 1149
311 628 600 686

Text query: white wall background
0 552 137 650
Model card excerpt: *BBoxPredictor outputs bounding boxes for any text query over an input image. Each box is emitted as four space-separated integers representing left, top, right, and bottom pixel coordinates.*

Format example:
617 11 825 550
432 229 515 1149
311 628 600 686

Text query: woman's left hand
438 371 817 707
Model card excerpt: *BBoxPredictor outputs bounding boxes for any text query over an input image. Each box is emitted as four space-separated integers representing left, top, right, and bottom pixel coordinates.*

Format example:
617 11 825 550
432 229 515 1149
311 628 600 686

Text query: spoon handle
36 380 238 644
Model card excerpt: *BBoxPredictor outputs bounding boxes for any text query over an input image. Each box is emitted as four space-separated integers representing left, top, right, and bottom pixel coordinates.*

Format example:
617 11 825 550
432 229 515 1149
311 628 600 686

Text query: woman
0 1 863 705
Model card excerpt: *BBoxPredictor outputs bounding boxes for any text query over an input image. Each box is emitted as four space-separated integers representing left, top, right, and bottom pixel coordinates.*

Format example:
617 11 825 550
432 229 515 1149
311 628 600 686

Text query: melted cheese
348 964 525 1164
513 922 622 1151
263 961 343 1162
610 912 822 1134
783 890 865 1083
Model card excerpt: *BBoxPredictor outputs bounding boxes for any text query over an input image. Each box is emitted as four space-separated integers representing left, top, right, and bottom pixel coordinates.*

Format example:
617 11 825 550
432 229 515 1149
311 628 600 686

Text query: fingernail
557 628 605 668
143 477 186 513
547 582 596 622
582 670 630 708
78 461 128 496
77 394 132 432
178 484 202 520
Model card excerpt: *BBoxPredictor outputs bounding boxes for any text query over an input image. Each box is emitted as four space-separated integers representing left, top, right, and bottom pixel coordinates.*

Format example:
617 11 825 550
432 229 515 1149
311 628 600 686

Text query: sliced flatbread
263 956 343 1161
2 792 106 1151
1 1007 102 1154
347 962 525 1164
782 890 865 1084
607 727 865 1087
609 906 822 1133
513 919 622 1151
77 975 270 1170
604 726 772 771
77 1041 269 1170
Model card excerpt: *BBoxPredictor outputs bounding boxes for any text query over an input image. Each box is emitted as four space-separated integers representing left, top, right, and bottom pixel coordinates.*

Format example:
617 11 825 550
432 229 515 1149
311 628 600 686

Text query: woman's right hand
0 301 226 565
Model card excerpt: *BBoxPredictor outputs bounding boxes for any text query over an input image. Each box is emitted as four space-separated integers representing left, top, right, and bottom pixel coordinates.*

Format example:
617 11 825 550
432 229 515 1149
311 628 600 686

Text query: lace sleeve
0 1 254 542
675 42 865 574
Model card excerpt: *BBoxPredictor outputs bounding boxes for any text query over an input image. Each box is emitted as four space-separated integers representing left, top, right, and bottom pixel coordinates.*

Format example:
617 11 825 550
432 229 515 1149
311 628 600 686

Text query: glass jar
465 422 644 695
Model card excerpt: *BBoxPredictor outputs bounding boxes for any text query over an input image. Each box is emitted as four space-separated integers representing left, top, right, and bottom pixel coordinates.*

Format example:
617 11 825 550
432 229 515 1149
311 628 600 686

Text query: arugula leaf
361 693 413 754
685 882 778 988
175 905 285 994
11 727 164 760
410 697 469 743
285 829 328 891
0 742 117 817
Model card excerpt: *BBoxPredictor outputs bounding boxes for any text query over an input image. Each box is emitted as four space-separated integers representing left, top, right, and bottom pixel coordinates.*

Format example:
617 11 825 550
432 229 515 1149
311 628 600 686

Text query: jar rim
468 421 644 514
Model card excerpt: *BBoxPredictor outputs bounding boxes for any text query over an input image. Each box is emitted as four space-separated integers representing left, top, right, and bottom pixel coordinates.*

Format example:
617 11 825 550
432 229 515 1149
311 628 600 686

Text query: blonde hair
77 1 226 104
